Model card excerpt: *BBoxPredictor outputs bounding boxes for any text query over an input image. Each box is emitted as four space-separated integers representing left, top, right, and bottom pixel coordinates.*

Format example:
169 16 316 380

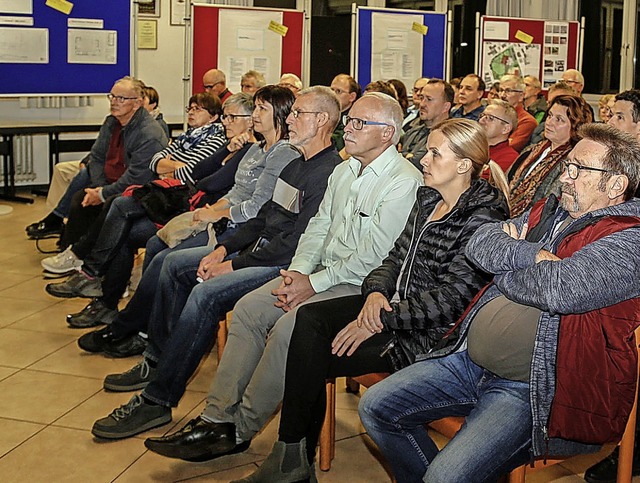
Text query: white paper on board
0 16 34 26
0 0 32 15
0 26 48 63
484 21 509 41
68 28 117 64
68 18 104 29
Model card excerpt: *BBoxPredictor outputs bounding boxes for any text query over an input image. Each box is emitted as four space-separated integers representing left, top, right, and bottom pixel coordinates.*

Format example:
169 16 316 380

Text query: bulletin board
191 4 304 95
0 0 133 96
479 15 581 89
354 7 448 89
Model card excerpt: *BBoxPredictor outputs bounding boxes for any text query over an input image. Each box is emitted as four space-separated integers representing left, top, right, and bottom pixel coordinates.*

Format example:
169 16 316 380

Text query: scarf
178 122 222 151
509 140 573 216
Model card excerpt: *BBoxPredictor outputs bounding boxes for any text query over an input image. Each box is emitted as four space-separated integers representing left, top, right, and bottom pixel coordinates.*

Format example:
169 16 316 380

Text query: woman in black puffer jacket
240 118 510 482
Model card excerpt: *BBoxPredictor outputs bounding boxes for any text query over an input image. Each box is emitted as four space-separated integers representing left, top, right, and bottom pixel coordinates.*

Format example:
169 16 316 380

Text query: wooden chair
216 312 232 361
318 326 640 481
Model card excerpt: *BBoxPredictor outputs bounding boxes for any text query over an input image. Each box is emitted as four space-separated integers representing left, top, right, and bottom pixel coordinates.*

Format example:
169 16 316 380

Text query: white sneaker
41 246 83 274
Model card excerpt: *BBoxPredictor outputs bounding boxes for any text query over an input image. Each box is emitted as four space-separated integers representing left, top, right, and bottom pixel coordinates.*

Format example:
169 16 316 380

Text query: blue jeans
359 351 532 483
53 167 90 219
142 248 283 407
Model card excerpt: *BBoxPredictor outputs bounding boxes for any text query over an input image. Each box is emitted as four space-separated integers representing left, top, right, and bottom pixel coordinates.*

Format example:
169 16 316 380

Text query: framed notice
138 0 160 18
171 0 187 26
138 19 157 49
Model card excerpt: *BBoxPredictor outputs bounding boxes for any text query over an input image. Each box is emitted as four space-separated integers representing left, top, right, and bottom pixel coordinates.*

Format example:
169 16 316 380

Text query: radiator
0 134 37 183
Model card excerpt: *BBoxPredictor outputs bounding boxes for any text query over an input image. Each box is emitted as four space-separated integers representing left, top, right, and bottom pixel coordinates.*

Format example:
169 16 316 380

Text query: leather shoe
584 446 640 483
144 417 250 462
67 298 116 328
103 333 147 358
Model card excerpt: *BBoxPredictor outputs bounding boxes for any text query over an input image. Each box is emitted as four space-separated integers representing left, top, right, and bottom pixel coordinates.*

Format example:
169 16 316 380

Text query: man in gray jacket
29 76 168 258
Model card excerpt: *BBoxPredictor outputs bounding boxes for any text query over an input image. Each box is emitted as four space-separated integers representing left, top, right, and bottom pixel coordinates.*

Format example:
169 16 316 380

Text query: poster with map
481 41 541 86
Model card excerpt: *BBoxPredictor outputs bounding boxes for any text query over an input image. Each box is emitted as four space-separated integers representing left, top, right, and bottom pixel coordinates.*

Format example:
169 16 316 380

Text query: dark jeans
278 294 394 463
52 168 90 219
80 196 158 308
142 246 283 407
109 226 237 338
60 189 104 250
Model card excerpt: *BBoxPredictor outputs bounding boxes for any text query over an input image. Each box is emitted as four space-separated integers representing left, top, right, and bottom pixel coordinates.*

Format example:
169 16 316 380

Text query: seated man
329 74 360 150
450 74 485 121
26 77 168 240
278 73 303 96
240 70 266 95
479 99 519 175
203 68 232 103
91 86 343 439
142 92 422 461
359 123 640 482
400 78 452 168
499 74 538 152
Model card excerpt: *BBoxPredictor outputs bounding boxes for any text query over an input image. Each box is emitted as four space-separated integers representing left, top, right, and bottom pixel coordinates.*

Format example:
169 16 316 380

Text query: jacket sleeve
381 206 504 331
101 122 168 199
361 203 418 299
466 209 543 274
510 115 538 152
228 143 300 223
194 145 247 192
230 164 332 270
493 224 640 314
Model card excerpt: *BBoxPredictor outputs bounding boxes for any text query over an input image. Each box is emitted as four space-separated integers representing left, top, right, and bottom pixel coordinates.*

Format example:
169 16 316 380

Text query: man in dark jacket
90 86 343 440
359 123 640 483
26 76 168 240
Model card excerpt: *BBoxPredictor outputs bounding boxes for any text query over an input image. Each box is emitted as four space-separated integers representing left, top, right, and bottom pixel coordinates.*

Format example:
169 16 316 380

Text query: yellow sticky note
268 20 288 37
412 22 428 36
46 0 74 15
515 29 534 44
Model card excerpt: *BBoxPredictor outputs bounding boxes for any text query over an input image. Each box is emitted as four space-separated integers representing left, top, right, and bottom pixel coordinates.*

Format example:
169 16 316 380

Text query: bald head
203 69 227 96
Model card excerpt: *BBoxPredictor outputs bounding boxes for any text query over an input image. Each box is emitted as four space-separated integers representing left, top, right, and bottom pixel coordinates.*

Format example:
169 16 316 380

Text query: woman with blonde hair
234 118 510 482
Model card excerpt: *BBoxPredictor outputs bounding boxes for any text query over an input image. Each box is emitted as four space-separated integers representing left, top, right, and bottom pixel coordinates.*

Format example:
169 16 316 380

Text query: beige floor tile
30 343 144 379
0 327 76 368
0 272 34 293
0 366 19 381
0 369 100 423
184 350 219 393
316 434 392 482
0 425 145 483
0 275 55 301
0 252 46 276
5 297 88 333
0 296 57 328
0 418 46 458
172 462 262 482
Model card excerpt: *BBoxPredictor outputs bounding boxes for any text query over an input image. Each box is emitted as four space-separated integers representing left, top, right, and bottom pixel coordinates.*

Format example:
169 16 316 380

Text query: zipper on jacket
542 425 550 463
379 337 396 357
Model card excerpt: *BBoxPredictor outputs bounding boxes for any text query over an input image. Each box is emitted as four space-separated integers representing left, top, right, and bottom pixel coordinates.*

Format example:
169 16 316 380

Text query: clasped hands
502 221 560 262
196 246 232 281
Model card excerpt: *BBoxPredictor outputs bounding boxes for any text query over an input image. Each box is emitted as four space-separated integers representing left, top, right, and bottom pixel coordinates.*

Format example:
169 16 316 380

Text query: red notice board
479 16 580 89
191 5 304 95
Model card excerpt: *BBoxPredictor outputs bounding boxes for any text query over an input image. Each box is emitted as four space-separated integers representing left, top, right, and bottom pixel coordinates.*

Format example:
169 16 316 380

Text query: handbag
156 212 230 249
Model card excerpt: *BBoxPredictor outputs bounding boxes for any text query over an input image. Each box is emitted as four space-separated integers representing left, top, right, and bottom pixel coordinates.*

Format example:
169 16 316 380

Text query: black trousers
60 190 104 250
278 294 394 463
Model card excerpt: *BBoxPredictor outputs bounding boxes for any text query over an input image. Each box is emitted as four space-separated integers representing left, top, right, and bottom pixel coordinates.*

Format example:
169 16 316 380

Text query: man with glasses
523 75 548 123
26 76 168 243
401 78 452 168
499 74 538 152
203 68 232 103
479 99 519 174
451 73 486 121
561 69 585 96
91 86 344 440
360 123 640 482
141 92 421 462
330 73 361 150
403 77 429 128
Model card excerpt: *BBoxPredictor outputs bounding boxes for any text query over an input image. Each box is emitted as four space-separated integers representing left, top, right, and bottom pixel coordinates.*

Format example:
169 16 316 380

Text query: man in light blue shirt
144 92 423 462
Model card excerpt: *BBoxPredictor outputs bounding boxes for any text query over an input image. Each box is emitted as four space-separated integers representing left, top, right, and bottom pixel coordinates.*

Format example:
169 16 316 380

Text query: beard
560 184 580 213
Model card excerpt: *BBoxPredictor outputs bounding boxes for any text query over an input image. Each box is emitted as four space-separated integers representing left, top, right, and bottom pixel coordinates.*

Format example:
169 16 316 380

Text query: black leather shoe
584 447 640 483
26 217 63 239
103 333 147 358
144 417 250 462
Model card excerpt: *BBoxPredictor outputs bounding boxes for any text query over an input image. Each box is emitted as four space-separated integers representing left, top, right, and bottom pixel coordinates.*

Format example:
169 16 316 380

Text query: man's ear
608 174 629 200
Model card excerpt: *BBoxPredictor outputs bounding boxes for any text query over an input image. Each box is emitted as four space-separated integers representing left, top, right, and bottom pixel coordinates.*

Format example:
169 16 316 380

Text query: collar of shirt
347 144 400 177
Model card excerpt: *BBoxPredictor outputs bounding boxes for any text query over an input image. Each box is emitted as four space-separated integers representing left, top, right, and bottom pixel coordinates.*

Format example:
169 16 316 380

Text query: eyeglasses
344 116 391 130
203 81 223 90
479 112 510 125
185 105 206 113
498 88 523 94
290 109 322 119
221 113 252 122
107 93 139 103
562 160 612 180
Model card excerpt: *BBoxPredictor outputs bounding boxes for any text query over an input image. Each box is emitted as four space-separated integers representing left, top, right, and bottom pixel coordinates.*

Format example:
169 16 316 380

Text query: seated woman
508 94 592 216
233 118 510 482
73 85 298 356
143 85 170 139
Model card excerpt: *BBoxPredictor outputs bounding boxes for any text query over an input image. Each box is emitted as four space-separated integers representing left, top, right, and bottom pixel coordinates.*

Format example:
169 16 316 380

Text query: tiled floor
0 195 629 482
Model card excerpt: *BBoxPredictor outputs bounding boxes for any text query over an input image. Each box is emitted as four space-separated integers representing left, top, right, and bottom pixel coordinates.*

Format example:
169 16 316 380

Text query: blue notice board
0 0 132 96
356 7 447 87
